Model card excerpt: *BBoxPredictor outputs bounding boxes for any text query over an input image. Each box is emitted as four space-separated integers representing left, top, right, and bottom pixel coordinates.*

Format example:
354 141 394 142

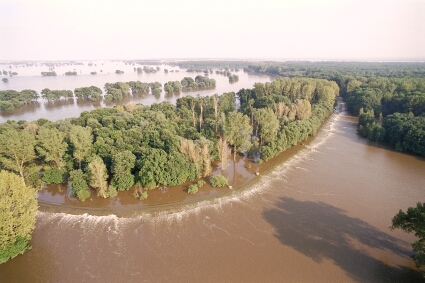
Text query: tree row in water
0 78 338 202
0 76 216 110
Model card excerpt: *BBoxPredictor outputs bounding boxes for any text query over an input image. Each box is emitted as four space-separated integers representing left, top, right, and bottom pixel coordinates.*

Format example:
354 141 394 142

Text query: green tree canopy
0 128 36 184
391 203 425 275
36 127 68 169
0 170 38 263
69 126 93 169
224 112 252 160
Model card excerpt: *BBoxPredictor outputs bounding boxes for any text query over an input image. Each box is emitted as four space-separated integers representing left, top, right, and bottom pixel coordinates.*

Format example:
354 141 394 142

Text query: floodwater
1 104 425 282
0 61 271 123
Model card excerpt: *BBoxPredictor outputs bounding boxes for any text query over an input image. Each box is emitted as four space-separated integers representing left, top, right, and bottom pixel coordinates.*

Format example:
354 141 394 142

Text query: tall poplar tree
224 112 252 160
69 126 93 169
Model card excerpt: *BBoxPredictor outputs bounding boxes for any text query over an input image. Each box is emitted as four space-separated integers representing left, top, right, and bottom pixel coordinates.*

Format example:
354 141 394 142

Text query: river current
1 101 424 282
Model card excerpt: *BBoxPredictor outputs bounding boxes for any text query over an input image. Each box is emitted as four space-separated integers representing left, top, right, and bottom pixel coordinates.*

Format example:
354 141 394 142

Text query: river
0 61 271 123
1 100 424 282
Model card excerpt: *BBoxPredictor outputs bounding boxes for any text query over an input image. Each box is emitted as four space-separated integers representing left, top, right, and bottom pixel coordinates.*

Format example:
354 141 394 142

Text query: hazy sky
1 0 424 61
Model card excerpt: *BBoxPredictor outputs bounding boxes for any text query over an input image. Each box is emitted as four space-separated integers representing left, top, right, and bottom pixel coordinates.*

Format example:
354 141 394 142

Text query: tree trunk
199 103 203 132
190 100 196 128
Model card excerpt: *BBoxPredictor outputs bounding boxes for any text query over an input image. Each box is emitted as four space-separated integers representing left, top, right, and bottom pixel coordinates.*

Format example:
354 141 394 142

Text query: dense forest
238 61 425 156
0 77 338 202
341 76 425 156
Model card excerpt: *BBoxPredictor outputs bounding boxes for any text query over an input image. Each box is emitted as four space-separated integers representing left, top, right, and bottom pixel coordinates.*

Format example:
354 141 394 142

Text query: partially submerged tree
87 155 116 198
224 112 252 160
69 169 90 201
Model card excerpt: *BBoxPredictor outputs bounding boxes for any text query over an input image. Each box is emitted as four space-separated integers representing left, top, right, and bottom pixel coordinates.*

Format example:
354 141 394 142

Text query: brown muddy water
1 103 425 282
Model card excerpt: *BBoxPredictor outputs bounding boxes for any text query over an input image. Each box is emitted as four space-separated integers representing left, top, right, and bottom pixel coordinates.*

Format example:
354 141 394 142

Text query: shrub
197 180 206 187
76 189 90 202
107 186 118 198
69 169 90 201
209 174 228 188
0 236 31 264
42 167 65 184
188 184 198 194
139 191 148 200
145 181 156 190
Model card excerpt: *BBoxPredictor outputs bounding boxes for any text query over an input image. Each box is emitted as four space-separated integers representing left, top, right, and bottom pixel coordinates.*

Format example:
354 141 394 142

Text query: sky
0 0 424 61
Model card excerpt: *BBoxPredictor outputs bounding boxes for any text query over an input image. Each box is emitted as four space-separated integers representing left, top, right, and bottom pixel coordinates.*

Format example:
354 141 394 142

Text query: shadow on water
262 197 424 282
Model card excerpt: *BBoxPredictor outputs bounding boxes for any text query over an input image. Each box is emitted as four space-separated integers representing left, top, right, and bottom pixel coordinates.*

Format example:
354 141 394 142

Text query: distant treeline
0 78 338 201
125 60 162 66
41 71 57 76
169 60 251 70
244 61 425 79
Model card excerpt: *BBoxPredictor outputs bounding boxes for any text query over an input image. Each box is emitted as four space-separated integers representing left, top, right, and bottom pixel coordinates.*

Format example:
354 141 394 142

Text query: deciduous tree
0 171 38 263
0 129 36 184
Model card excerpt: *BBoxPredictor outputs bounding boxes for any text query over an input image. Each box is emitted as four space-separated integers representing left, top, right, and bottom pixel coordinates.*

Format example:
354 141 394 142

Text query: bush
42 167 65 184
209 174 228 188
107 186 118 198
197 180 206 187
76 189 90 202
69 169 90 201
139 191 148 200
0 236 31 264
188 184 198 194
145 181 156 190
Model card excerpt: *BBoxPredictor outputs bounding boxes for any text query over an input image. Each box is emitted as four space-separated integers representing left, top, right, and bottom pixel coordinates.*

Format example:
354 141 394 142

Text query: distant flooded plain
1 101 424 282
0 61 271 122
